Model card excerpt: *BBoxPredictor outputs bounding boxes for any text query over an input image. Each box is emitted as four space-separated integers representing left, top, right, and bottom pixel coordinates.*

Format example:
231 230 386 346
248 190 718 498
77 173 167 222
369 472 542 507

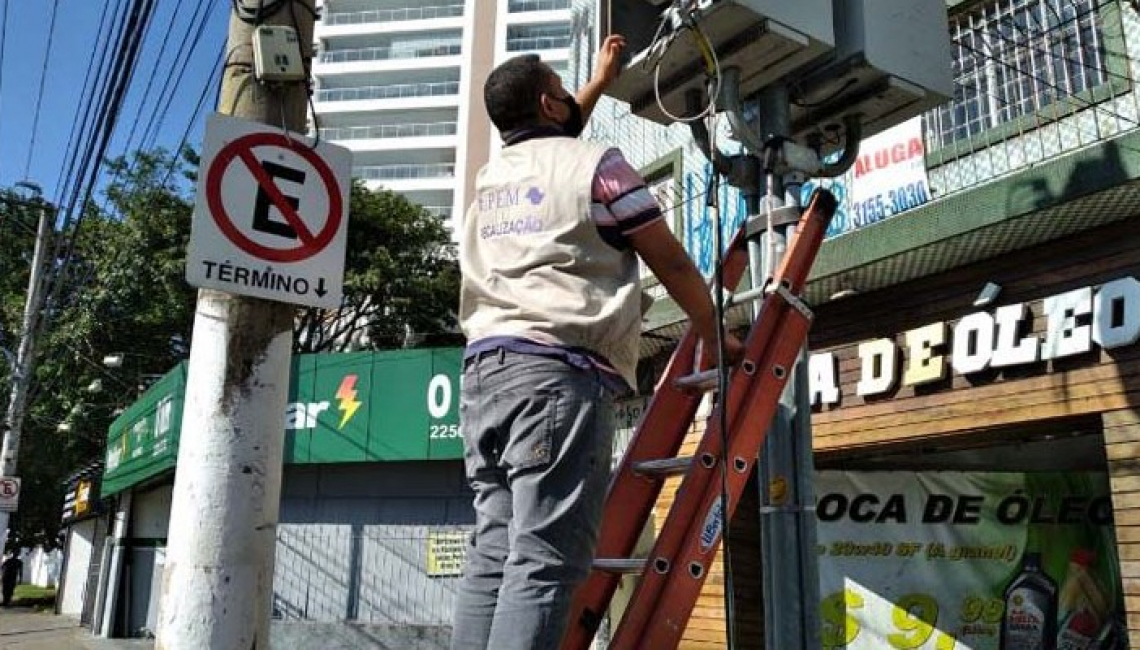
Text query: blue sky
0 0 231 203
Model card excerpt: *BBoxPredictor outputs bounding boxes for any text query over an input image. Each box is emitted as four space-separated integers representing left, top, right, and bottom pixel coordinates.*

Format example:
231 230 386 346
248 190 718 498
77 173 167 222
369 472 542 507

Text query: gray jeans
450 349 615 650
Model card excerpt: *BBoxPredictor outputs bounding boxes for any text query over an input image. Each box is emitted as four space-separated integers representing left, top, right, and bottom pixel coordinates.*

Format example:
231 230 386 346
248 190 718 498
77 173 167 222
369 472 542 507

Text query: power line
958 39 1139 130
94 0 216 221
120 0 188 157
39 39 225 342
22 0 60 181
0 0 8 181
53 0 128 208
55 0 155 225
956 0 1134 84
989 5 1129 87
932 0 1140 161
43 0 159 326
138 0 218 153
161 41 227 188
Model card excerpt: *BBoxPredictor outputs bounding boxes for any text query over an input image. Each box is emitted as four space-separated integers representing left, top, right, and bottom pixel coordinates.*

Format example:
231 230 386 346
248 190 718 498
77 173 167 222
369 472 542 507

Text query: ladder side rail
609 190 836 649
608 291 805 648
621 308 814 649
559 234 753 650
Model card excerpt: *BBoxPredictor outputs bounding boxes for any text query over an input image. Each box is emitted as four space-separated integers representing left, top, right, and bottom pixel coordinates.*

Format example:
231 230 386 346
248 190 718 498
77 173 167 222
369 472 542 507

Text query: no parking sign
186 113 352 308
0 477 19 512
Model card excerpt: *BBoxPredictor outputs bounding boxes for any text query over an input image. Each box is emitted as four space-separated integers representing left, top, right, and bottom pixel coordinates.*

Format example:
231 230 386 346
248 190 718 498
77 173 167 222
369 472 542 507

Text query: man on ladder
449 35 744 650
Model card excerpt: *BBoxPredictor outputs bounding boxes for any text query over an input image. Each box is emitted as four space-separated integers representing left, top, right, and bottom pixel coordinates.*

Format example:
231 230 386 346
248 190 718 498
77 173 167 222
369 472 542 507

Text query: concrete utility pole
155 3 314 648
0 194 54 549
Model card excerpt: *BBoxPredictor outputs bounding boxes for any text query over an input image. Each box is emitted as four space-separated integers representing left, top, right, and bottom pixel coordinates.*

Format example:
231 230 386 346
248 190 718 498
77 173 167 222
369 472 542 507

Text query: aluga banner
816 471 1126 650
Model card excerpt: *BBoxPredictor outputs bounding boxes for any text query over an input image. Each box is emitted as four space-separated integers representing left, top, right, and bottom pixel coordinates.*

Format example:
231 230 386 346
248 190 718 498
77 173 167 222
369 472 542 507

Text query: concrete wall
270 622 451 650
127 484 173 637
60 520 96 616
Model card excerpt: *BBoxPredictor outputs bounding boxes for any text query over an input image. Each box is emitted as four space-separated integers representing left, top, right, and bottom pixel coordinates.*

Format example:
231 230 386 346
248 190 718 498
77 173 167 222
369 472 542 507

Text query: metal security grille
927 0 1109 149
80 515 108 626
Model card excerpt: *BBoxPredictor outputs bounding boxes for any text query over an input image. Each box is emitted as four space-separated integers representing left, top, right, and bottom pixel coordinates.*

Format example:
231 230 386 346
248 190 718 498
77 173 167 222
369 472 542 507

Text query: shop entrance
811 416 1126 649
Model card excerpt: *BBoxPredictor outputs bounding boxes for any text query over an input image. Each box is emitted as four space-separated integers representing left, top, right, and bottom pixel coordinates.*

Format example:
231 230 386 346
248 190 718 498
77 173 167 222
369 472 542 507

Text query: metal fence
508 0 572 12
272 525 610 648
274 525 471 625
422 205 454 219
324 4 465 26
922 0 1140 199
506 35 573 52
316 81 460 103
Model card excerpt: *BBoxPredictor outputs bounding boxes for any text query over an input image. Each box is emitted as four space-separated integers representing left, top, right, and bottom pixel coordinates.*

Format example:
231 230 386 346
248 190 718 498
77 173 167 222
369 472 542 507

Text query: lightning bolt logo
335 375 362 430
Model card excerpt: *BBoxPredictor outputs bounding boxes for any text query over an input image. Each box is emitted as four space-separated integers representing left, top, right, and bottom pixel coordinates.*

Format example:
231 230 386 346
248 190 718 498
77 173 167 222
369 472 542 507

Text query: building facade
73 350 472 646
570 0 1140 648
311 0 574 229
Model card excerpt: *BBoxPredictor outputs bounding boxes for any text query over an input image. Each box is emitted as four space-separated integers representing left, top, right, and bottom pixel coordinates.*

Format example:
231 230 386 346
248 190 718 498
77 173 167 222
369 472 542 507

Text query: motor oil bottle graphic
1056 549 1109 650
1000 550 1058 650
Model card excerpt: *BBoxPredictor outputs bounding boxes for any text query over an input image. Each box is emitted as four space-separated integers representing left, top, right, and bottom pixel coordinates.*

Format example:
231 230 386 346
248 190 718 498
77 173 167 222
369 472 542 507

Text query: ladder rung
632 456 692 477
593 558 647 573
674 369 721 392
728 285 766 307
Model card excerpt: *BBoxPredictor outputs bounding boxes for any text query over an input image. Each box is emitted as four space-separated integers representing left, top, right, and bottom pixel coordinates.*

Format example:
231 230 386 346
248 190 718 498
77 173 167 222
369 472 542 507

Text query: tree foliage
0 151 460 549
1 150 198 550
293 180 461 352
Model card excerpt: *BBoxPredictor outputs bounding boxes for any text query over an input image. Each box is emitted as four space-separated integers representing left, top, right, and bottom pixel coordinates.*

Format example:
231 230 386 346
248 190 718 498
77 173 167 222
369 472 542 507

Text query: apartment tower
312 0 575 229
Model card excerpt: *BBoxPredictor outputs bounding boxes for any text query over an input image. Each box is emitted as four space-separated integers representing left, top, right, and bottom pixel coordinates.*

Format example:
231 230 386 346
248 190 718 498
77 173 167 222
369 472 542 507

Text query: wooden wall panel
1105 408 1140 648
809 217 1140 453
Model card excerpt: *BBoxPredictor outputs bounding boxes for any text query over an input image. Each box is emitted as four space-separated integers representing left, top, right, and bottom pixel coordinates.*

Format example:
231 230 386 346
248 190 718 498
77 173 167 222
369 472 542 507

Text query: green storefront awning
102 348 463 496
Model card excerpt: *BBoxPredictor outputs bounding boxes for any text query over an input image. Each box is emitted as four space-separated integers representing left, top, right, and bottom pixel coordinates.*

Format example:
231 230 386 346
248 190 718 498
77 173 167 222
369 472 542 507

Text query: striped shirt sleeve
591 148 663 249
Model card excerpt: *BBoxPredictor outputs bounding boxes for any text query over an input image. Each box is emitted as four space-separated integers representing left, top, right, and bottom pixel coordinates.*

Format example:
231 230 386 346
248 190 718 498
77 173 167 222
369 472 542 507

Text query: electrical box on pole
603 0 953 150
605 0 834 125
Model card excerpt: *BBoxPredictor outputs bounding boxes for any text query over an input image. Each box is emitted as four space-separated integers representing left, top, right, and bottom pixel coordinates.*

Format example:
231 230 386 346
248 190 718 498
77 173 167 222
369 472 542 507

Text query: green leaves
0 152 461 548
292 179 461 352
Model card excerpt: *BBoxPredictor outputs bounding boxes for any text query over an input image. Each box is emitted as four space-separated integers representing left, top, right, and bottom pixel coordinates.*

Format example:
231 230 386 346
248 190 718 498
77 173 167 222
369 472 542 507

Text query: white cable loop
651 24 722 124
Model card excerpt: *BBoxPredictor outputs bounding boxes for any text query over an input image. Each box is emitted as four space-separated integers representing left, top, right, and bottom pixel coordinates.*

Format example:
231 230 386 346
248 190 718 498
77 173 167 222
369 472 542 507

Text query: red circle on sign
206 132 343 263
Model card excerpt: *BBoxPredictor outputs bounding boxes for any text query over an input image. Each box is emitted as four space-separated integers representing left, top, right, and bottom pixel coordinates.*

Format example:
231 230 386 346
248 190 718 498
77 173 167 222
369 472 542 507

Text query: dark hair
484 54 551 133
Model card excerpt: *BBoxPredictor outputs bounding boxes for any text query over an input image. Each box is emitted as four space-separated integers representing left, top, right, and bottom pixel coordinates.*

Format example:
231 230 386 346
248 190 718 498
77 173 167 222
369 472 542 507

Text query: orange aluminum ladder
559 189 837 650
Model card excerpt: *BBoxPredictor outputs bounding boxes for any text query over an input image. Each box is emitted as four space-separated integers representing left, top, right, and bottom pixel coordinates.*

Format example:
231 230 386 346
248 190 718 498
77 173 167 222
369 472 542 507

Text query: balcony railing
316 81 459 103
354 163 456 181
505 35 572 52
920 0 1133 200
508 0 571 11
323 5 465 26
320 41 461 64
320 122 458 141
422 205 454 219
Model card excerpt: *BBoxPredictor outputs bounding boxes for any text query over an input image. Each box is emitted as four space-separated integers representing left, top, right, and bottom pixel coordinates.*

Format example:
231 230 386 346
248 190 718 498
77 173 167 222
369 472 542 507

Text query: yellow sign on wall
74 480 92 516
426 530 468 577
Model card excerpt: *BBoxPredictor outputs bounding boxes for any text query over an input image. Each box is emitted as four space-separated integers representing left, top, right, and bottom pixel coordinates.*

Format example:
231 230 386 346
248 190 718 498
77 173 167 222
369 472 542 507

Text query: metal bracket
770 283 814 320
744 207 801 236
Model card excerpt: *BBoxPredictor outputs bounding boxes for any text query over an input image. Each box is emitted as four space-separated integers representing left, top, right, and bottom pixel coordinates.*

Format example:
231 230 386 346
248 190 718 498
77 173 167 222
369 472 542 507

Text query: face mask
551 94 584 138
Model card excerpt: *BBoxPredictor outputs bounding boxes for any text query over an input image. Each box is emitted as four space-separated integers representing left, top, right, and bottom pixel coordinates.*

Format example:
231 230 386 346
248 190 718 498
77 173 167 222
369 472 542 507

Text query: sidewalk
0 607 153 650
